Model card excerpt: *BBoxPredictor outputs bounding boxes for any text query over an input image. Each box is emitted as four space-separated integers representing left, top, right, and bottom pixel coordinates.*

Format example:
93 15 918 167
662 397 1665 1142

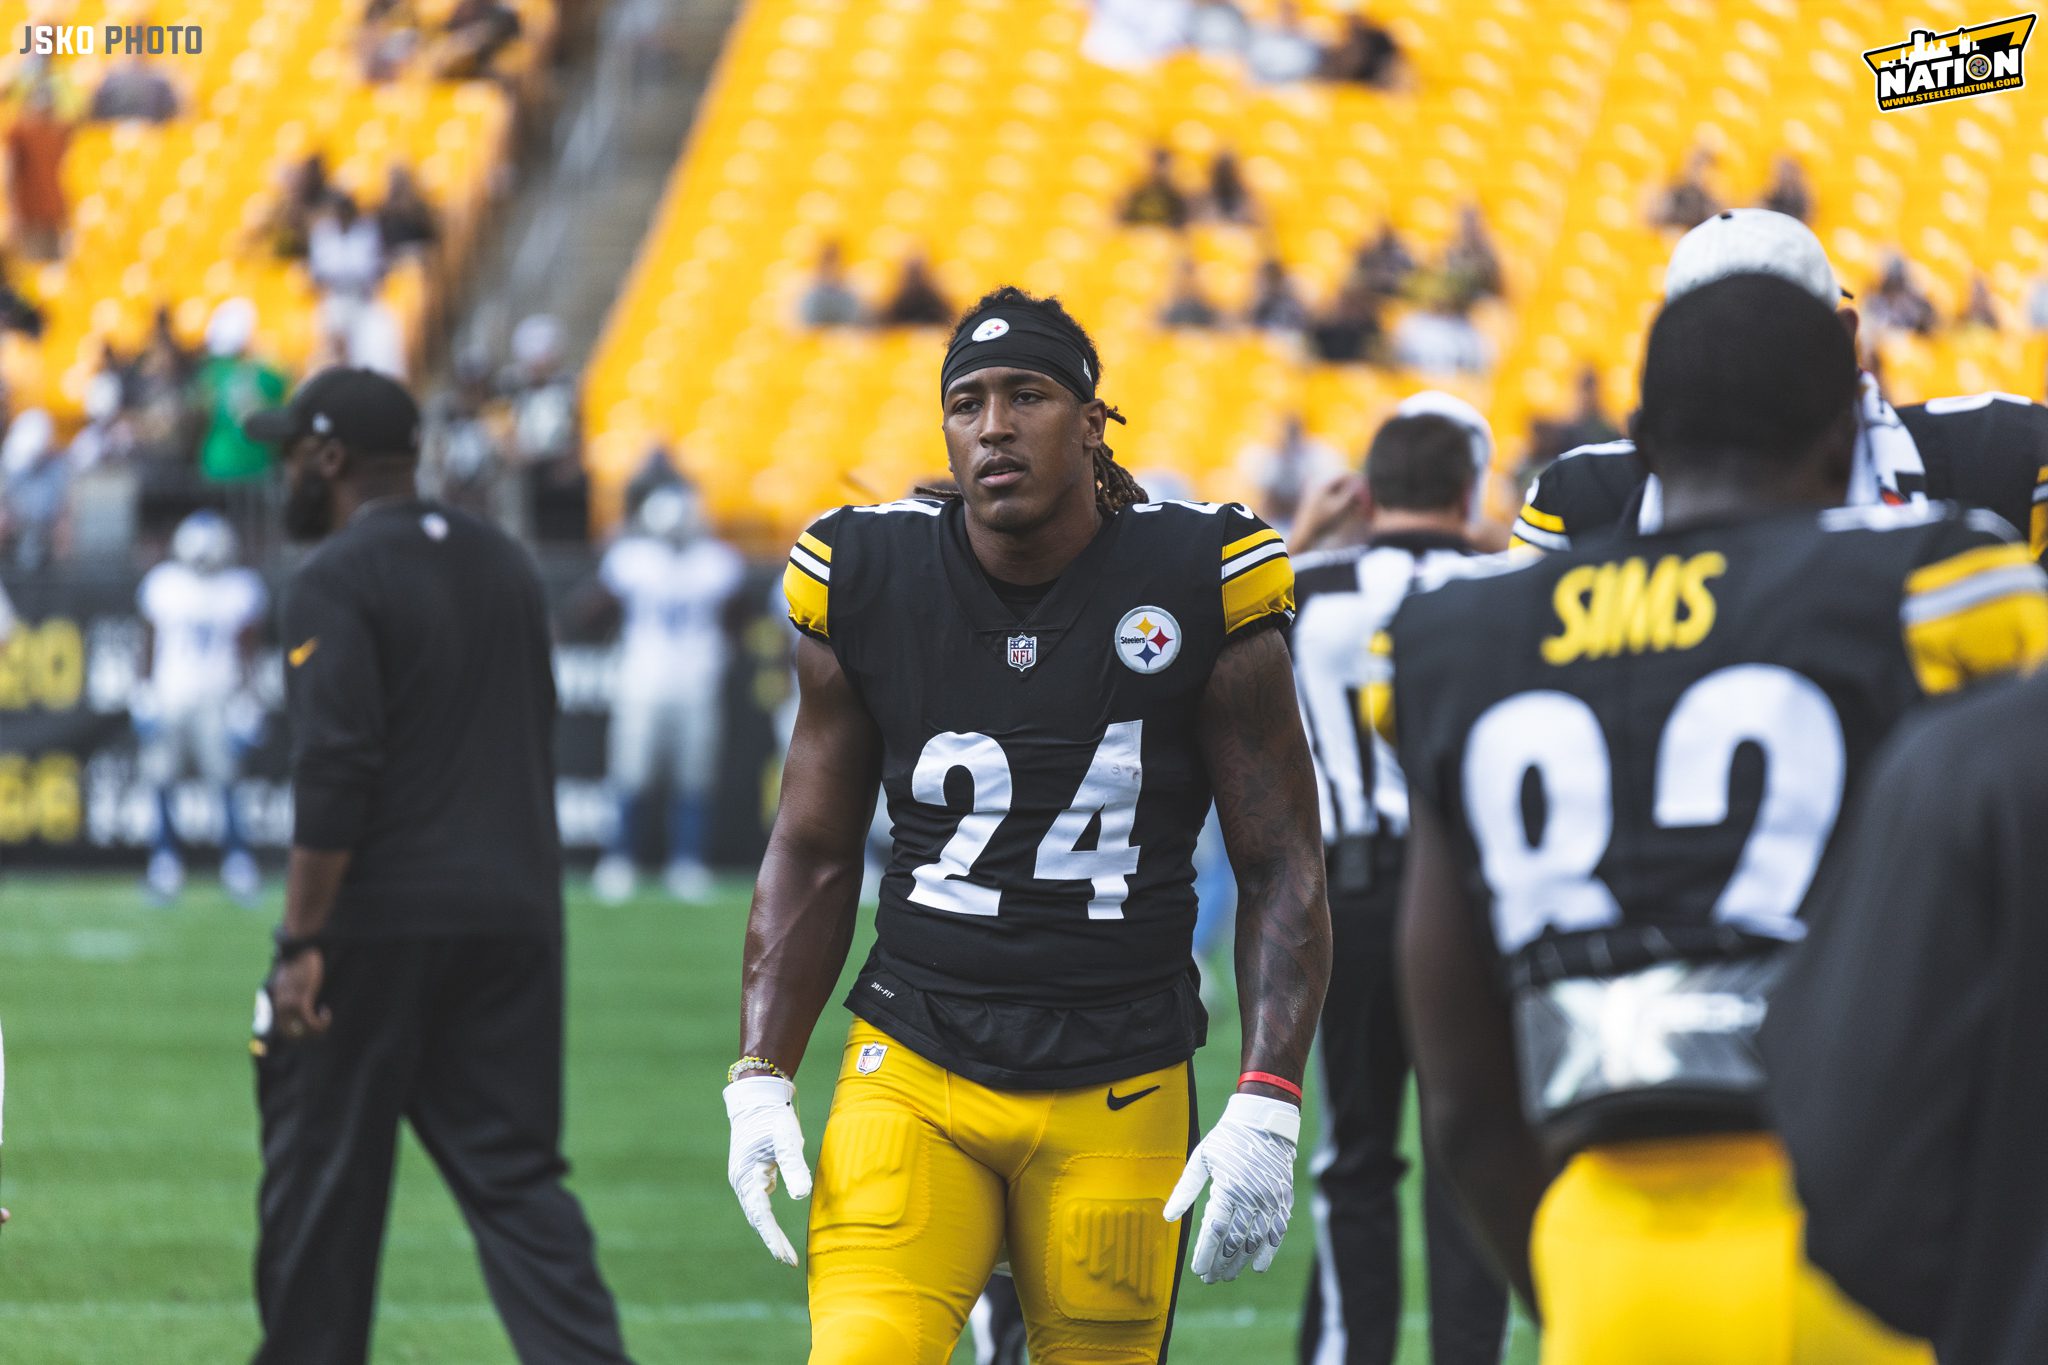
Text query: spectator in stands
0 252 45 340
1526 363 1622 466
312 290 408 380
123 314 198 469
308 192 388 300
1442 203 1504 307
433 0 524 81
1081 0 1192 70
878 252 954 327
1865 252 1938 338
1160 255 1223 329
504 313 588 542
67 372 137 472
1246 255 1310 333
1321 10 1402 87
1354 224 1417 299
1247 0 1322 83
88 58 180 123
360 0 423 83
1390 278 1492 375
797 240 866 327
1188 0 1251 56
0 410 66 569
1202 147 1258 225
1654 146 1721 230
6 82 73 261
1762 155 1813 224
1959 274 2001 332
424 349 510 524
263 153 330 259
2027 263 2048 333
1307 277 1384 363
1120 146 1191 229
1236 413 1344 534
623 441 686 520
188 299 288 486
376 165 441 257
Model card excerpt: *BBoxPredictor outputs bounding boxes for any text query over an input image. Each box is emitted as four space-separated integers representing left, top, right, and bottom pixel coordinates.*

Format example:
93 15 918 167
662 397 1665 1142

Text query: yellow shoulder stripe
1906 542 2033 597
1519 504 1566 534
1223 557 1293 633
1362 630 1395 742
783 559 829 638
798 530 833 564
1904 591 2048 694
1222 527 1282 562
2033 504 2048 562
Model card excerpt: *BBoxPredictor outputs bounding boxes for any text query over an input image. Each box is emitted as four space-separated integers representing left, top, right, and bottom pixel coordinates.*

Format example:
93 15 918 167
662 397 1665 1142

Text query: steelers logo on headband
942 307 1098 404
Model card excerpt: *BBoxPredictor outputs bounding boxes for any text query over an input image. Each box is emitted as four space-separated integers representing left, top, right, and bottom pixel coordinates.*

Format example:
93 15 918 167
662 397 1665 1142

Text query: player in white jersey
592 483 746 902
1291 412 1508 1365
135 510 269 903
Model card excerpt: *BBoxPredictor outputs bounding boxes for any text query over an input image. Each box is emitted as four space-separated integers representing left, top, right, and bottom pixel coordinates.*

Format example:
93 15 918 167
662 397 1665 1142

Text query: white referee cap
1664 209 1848 305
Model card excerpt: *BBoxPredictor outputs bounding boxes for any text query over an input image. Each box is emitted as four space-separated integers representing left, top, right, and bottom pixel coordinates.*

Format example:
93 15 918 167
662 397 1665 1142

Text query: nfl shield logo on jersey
1007 634 1038 672
856 1042 888 1075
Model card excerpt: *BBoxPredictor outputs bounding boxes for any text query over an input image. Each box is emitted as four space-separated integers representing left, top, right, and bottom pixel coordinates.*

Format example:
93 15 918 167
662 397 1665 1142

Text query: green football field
0 875 1536 1363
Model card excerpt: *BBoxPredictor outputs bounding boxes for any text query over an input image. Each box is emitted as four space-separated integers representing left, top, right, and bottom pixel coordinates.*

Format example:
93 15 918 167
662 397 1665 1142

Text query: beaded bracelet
727 1055 788 1085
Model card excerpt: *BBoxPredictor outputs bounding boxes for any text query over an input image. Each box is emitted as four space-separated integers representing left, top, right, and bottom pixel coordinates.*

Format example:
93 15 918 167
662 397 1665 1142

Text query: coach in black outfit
245 368 631 1365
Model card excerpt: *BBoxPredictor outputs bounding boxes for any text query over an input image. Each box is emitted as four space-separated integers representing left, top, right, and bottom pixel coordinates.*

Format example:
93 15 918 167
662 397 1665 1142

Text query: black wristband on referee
272 926 321 961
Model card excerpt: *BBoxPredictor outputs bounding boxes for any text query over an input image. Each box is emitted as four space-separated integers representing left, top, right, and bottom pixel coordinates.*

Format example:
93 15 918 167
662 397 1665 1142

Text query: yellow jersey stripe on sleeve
783 557 829 639
1900 559 2048 695
798 530 833 564
1905 542 2033 597
1222 527 1283 563
1519 503 1567 534
1223 556 1294 633
2030 469 2048 559
1362 630 1395 742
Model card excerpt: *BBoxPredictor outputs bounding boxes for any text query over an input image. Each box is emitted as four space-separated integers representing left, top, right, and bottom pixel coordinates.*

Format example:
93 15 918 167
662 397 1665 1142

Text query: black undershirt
984 572 1055 617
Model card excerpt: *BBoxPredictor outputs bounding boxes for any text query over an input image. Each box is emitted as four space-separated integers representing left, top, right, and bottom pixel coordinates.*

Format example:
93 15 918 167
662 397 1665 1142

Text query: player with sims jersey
1514 209 2048 561
1385 274 2048 1363
724 287 1331 1364
134 509 269 904
590 481 746 903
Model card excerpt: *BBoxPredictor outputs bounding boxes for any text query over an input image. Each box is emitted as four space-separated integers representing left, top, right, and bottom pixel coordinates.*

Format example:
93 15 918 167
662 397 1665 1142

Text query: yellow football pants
806 1020 1195 1365
1531 1133 1933 1365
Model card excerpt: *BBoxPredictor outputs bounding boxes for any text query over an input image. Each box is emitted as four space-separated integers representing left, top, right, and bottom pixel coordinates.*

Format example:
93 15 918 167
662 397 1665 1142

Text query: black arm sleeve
1761 722 1996 1339
282 568 386 850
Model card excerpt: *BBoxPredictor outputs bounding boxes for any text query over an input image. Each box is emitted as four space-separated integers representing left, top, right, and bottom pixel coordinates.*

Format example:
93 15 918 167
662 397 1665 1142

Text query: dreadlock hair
928 286 1148 516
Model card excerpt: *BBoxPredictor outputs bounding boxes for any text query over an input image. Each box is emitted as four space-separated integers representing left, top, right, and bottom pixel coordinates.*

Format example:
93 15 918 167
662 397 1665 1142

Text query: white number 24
908 721 1144 920
1462 664 1845 953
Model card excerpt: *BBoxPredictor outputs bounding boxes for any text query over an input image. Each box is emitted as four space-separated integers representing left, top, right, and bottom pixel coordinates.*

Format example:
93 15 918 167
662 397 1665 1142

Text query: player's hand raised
723 1075 811 1266
1163 1093 1300 1284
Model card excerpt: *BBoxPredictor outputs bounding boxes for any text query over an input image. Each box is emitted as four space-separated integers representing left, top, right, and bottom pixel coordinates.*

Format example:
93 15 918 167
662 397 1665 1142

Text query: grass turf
0 874 1535 1363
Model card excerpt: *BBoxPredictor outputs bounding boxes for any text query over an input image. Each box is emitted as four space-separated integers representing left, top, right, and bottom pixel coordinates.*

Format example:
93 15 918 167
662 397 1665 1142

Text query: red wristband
1238 1070 1302 1100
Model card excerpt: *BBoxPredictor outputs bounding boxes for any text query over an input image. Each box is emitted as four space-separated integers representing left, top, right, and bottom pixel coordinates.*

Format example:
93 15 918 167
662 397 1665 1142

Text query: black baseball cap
244 366 421 457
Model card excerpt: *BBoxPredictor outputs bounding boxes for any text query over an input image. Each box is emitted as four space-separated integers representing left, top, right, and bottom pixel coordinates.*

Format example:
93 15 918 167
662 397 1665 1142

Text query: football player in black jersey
724 287 1332 1364
1385 275 2048 1362
1512 209 2048 563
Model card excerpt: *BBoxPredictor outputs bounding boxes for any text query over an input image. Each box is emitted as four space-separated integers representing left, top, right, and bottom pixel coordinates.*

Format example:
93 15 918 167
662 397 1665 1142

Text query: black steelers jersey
1512 390 2048 562
783 496 1294 1090
1387 503 2048 1149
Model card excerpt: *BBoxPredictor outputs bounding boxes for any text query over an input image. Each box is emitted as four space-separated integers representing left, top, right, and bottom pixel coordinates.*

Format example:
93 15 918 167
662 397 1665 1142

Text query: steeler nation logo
1115 606 1183 674
1007 633 1038 671
1864 14 2033 110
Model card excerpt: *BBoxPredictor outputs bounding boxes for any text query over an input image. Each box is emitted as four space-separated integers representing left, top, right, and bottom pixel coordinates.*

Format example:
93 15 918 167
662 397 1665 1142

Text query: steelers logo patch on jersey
1115 606 1183 673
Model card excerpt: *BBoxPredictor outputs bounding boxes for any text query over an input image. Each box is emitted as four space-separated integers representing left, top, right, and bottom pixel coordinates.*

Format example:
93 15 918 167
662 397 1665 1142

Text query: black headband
941 309 1097 403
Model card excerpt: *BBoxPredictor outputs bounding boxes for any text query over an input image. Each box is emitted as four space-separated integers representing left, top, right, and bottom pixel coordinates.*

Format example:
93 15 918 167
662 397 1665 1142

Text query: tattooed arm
738 636 883 1078
1197 626 1333 1102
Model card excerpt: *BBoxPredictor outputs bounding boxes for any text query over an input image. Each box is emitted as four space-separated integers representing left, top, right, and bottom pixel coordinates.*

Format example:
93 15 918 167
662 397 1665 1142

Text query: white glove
1162 1093 1300 1284
724 1075 812 1266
